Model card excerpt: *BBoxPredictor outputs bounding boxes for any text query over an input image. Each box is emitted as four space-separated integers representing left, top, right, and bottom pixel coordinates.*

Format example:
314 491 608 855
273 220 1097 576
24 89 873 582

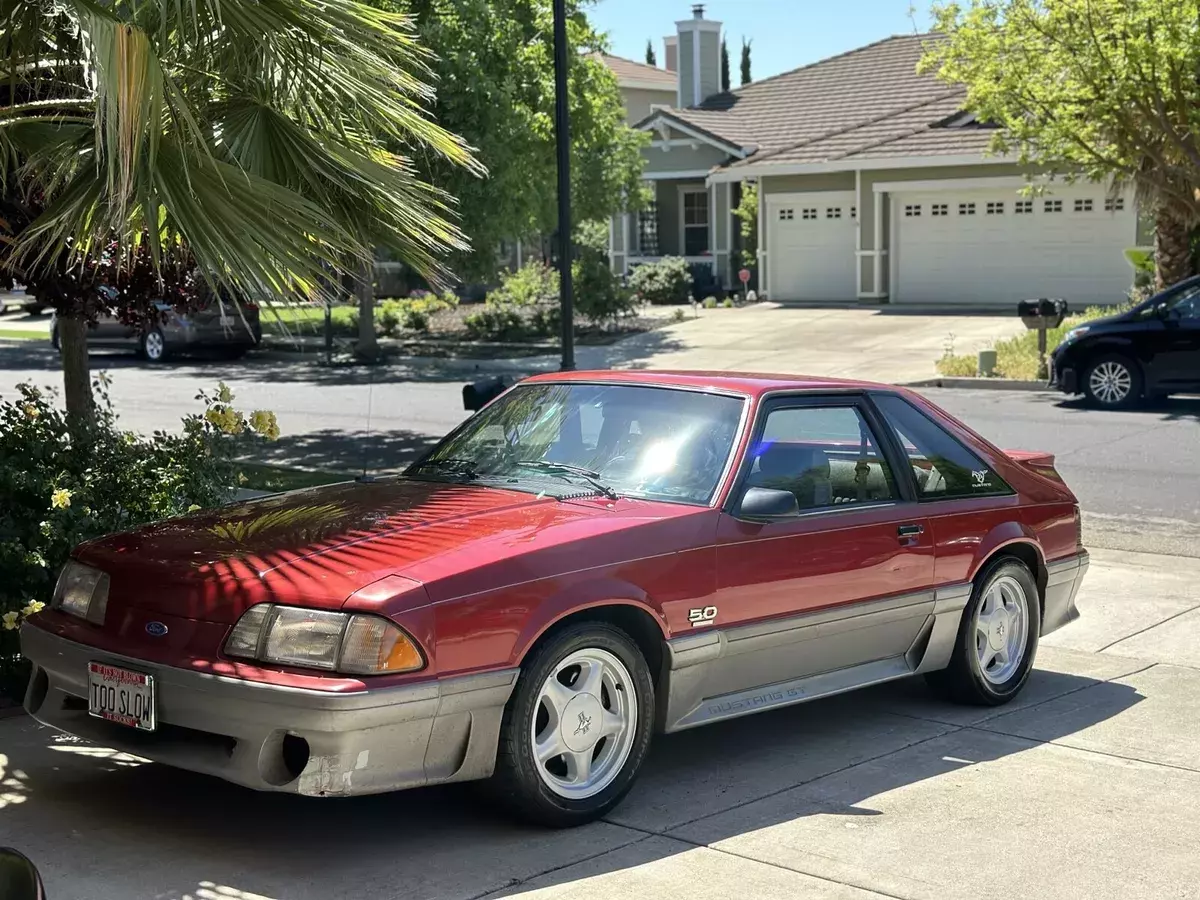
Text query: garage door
768 192 857 301
891 187 1137 306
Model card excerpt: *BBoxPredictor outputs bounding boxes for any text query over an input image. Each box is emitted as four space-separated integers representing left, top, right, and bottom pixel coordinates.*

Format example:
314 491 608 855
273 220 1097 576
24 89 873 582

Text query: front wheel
1083 354 1141 408
490 622 654 827
140 328 168 363
926 558 1040 706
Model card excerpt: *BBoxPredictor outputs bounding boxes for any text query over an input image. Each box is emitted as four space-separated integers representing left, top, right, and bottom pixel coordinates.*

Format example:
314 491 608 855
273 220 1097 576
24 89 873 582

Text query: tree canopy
740 38 752 86
645 39 656 66
387 0 649 280
922 0 1200 285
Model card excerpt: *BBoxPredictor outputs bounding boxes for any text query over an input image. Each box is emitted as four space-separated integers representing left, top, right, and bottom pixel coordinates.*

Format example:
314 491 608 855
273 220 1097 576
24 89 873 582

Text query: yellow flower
1 612 18 632
21 601 45 617
249 410 280 440
22 403 38 419
51 488 72 509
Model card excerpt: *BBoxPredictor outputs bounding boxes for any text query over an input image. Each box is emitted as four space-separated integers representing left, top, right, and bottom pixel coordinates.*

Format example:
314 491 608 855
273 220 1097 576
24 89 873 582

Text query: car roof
520 369 906 399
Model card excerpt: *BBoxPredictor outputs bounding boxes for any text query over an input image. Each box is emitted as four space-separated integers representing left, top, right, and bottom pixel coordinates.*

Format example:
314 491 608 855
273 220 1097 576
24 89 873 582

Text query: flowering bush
0 376 278 700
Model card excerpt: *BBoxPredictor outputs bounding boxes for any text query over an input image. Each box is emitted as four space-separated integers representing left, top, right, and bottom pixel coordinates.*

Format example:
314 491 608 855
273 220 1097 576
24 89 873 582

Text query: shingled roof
637 33 997 171
598 53 678 89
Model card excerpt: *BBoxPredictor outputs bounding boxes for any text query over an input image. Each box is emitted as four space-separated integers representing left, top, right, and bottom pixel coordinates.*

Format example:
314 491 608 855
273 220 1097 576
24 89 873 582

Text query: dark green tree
720 39 731 92
645 39 657 66
740 37 752 85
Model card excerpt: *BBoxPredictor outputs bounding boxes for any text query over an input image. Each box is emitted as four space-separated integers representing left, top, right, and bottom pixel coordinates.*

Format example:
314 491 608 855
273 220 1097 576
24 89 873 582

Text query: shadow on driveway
0 665 1145 900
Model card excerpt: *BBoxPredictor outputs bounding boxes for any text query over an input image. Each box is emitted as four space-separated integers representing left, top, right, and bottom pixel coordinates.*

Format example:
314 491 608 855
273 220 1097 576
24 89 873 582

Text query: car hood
75 479 564 622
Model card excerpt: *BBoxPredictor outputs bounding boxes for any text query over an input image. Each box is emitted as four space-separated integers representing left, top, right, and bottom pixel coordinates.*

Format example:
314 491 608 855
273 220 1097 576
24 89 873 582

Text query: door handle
897 524 924 537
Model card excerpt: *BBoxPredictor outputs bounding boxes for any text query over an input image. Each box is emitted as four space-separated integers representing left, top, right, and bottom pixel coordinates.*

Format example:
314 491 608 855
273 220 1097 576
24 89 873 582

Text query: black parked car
1050 276 1200 408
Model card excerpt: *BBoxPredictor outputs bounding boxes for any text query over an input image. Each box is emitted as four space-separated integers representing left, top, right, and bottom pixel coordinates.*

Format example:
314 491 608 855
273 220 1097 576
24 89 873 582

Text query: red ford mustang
21 371 1088 826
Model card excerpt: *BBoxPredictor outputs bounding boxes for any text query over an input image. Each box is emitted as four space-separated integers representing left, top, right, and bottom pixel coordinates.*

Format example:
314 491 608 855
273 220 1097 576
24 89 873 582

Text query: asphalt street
1 342 1196 555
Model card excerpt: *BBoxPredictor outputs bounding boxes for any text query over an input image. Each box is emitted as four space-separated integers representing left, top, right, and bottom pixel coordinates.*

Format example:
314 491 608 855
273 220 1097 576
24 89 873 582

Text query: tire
490 622 655 827
1082 353 1141 409
140 328 168 362
925 558 1040 706
22 302 45 315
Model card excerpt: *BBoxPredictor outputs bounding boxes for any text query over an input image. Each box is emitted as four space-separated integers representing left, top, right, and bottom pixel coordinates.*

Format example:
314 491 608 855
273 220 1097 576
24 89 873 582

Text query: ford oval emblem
145 621 169 637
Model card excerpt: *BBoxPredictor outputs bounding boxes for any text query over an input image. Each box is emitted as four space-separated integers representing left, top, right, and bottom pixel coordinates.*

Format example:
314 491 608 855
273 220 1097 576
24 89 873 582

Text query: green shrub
721 297 734 308
490 262 559 308
702 296 718 309
464 306 526 340
935 352 978 377
529 305 561 337
628 256 692 305
0 378 278 700
573 249 638 325
377 299 404 337
671 308 687 323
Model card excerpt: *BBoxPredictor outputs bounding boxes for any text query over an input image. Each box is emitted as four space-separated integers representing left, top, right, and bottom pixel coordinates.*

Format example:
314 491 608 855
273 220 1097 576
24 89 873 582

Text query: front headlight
52 561 110 624
224 604 424 675
1062 326 1090 343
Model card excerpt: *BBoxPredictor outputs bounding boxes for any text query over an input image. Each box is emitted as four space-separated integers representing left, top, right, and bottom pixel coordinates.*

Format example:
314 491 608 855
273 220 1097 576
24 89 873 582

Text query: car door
709 394 935 697
1153 284 1200 390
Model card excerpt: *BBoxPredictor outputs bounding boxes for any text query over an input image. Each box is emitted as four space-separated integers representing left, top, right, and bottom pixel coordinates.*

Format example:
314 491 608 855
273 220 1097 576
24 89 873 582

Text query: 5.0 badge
687 606 718 628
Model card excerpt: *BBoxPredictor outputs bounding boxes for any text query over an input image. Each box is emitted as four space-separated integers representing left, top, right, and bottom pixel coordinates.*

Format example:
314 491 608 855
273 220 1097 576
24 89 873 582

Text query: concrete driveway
1 546 1198 900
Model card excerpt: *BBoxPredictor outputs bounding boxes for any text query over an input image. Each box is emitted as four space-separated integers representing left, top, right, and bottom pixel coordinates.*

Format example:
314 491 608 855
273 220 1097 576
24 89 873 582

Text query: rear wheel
140 328 168 363
1082 354 1141 408
926 558 1040 706
490 622 654 827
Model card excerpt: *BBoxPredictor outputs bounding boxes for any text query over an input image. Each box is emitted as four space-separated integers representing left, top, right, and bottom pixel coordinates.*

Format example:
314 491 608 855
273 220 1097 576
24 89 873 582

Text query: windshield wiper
514 460 620 500
407 457 479 480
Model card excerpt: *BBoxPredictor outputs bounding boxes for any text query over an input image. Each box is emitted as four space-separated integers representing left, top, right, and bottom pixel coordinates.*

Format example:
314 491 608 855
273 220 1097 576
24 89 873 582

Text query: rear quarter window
872 393 1013 499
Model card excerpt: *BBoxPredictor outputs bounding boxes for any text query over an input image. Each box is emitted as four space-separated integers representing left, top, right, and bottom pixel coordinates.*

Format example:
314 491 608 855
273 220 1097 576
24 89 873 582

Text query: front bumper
20 626 516 797
1048 356 1078 394
1043 550 1089 636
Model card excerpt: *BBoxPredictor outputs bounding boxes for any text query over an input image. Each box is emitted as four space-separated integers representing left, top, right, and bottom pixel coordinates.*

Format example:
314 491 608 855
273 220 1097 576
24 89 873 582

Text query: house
599 52 677 124
611 5 1142 306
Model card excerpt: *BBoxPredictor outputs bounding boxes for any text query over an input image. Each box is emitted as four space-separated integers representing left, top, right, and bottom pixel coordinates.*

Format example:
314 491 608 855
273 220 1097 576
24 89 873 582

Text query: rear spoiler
1004 449 1062 482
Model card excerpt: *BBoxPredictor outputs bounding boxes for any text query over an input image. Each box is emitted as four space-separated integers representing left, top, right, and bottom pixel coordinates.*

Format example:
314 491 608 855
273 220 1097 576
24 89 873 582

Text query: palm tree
1 0 480 421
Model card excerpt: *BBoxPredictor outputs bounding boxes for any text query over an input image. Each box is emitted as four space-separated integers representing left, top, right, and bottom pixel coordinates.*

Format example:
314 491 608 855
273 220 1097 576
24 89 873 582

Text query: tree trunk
355 261 378 361
1154 206 1194 290
58 314 94 425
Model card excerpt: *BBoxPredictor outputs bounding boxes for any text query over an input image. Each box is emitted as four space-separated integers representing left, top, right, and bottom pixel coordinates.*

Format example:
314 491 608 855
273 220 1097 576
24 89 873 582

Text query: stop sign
738 268 751 284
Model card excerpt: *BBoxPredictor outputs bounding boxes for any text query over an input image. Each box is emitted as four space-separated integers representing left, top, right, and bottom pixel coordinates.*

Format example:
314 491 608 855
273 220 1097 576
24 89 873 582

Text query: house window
986 201 1004 215
959 202 976 216
1074 198 1094 213
637 202 659 256
826 207 842 219
1105 197 1126 212
680 189 709 256
904 204 922 217
1015 200 1033 214
931 203 948 217
1044 199 1063 213
801 208 818 220
778 208 794 221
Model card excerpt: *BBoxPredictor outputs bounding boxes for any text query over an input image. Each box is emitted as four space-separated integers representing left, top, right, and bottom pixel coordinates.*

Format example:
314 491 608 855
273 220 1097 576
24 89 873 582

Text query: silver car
50 295 262 362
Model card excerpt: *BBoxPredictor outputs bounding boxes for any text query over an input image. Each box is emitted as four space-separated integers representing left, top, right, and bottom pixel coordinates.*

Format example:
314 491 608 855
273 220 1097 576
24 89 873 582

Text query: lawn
0 328 43 341
258 303 359 337
236 462 353 493
936 302 1131 380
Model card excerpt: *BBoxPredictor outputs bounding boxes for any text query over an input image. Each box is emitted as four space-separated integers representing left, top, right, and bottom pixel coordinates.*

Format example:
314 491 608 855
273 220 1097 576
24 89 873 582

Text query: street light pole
552 0 575 371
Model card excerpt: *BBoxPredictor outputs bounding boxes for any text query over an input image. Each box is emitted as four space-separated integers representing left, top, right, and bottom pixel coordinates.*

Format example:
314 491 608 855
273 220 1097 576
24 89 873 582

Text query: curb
903 377 1051 391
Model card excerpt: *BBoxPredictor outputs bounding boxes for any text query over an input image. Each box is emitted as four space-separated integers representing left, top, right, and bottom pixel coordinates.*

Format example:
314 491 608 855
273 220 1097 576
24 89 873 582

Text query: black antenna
356 360 376 483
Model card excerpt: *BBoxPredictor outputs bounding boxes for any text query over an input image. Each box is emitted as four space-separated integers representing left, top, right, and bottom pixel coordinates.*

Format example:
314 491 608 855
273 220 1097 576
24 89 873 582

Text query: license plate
218 314 234 327
88 662 156 731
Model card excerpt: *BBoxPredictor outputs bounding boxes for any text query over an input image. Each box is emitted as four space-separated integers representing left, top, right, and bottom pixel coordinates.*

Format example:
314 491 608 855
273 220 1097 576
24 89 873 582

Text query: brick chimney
675 4 722 108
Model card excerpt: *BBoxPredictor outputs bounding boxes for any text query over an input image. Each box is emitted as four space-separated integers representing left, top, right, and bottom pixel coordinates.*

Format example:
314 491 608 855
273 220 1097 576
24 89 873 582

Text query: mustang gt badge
688 606 718 628
573 712 592 736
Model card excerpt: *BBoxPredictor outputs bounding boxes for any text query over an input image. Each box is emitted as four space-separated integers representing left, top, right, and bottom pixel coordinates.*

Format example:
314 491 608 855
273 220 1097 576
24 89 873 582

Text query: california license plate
218 314 234 327
88 662 156 731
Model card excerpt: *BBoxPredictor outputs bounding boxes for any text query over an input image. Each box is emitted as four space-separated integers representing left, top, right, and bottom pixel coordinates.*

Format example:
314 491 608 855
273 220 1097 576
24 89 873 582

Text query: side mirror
0 848 45 900
736 486 800 521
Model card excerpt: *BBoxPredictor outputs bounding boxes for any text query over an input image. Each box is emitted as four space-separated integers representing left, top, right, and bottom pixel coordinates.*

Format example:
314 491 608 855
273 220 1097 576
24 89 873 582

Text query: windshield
411 383 746 505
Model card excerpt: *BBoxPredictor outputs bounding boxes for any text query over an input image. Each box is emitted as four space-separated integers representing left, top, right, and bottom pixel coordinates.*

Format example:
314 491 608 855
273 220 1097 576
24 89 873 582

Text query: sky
589 0 937 82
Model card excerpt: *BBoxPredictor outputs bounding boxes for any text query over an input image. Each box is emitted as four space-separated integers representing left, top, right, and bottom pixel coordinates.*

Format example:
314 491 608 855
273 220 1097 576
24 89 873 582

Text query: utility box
462 376 509 412
1018 298 1069 331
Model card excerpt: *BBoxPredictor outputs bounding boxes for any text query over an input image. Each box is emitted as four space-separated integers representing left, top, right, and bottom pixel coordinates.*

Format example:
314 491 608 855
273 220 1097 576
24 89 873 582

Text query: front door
710 396 935 695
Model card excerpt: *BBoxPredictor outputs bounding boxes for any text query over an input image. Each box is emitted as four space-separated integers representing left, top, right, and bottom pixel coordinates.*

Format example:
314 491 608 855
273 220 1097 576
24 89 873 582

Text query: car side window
748 405 896 510
1168 285 1200 320
872 394 1012 499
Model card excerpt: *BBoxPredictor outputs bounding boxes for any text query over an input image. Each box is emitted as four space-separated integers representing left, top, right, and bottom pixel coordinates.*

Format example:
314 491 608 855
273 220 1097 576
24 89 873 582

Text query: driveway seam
464 832 656 900
967 724 1200 775
1097 604 1200 653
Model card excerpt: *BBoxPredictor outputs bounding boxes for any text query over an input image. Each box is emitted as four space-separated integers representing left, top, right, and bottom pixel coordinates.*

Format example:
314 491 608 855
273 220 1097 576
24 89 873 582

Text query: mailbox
462 375 509 412
1018 298 1069 331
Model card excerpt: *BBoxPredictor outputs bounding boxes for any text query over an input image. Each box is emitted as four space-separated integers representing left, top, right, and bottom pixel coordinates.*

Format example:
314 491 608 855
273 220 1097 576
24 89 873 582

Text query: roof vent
692 3 705 18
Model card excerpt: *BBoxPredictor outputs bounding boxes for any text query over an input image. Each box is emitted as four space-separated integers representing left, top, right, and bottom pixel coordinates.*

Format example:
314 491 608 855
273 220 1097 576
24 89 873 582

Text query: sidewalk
2 546 1197 900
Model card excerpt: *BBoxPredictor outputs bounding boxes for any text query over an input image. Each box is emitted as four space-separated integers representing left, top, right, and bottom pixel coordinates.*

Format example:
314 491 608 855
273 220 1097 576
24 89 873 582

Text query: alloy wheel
144 330 165 361
1088 360 1132 405
530 647 637 800
975 574 1029 685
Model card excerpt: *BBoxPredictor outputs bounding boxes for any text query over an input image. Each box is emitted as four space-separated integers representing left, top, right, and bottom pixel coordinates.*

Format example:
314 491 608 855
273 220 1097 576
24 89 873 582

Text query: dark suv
1049 276 1200 408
